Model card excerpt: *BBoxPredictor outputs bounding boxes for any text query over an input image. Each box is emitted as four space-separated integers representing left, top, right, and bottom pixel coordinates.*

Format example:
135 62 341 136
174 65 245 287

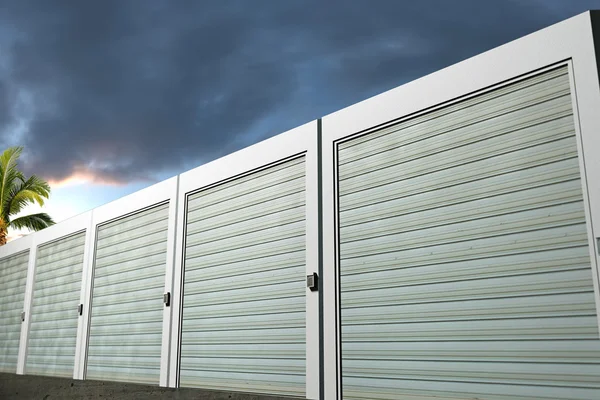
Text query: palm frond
6 175 52 217
9 213 55 232
0 147 55 242
8 190 45 216
0 147 26 220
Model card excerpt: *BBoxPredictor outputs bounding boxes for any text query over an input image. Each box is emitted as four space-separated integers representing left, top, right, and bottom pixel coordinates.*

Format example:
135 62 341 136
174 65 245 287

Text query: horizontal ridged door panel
0 251 29 372
27 232 86 377
86 203 169 384
180 157 306 397
337 66 600 400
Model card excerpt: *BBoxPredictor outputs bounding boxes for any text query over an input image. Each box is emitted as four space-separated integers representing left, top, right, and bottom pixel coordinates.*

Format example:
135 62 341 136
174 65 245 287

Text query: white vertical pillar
168 182 187 388
567 18 600 332
321 120 340 400
159 176 180 387
74 211 95 380
16 235 37 375
305 121 321 400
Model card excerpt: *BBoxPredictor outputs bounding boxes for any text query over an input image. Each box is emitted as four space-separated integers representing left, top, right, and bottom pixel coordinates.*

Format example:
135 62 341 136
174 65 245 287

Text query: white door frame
320 11 600 400
75 177 178 386
169 120 320 399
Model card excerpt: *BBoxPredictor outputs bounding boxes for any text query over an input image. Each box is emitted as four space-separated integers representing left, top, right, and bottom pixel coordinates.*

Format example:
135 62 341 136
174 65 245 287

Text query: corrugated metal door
338 66 600 399
87 203 169 384
180 157 306 396
26 231 86 377
0 251 29 373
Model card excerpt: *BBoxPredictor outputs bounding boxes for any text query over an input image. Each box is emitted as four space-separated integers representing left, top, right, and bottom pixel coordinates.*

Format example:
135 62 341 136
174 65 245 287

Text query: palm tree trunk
0 218 7 246
0 228 7 246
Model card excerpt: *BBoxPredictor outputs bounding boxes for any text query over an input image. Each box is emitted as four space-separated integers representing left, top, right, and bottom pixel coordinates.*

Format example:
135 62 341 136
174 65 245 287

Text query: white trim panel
0 234 33 259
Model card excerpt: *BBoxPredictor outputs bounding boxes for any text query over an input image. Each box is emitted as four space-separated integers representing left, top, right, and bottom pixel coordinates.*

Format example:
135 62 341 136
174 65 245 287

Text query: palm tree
0 146 55 245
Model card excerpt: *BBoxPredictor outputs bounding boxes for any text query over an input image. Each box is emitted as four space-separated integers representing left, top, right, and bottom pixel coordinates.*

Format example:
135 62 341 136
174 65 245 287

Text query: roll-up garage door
0 251 29 372
338 66 600 399
180 157 306 396
87 203 169 384
26 232 86 377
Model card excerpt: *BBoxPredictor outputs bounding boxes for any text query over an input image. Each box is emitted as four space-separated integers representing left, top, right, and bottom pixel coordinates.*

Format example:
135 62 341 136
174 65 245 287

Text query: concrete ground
0 373 296 400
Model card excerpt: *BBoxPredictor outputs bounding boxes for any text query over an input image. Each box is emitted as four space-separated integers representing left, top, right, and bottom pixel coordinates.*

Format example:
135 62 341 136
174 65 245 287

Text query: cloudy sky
1 0 599 236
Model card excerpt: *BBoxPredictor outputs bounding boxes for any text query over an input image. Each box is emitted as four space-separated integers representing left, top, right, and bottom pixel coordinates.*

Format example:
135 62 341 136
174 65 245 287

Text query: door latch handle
307 273 319 292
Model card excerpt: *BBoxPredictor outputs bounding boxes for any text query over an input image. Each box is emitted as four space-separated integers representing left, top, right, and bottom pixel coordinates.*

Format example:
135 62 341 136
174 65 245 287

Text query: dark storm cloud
0 81 9 129
0 0 598 184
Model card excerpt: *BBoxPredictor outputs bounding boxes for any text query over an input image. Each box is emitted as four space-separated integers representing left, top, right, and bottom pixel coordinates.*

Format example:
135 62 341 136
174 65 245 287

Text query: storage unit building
0 9 599 400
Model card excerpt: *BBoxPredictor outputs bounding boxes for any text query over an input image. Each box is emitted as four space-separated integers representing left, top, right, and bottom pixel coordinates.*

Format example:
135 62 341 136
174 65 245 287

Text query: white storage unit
179 156 307 396
0 251 29 373
26 232 86 377
86 203 169 384
336 66 600 399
